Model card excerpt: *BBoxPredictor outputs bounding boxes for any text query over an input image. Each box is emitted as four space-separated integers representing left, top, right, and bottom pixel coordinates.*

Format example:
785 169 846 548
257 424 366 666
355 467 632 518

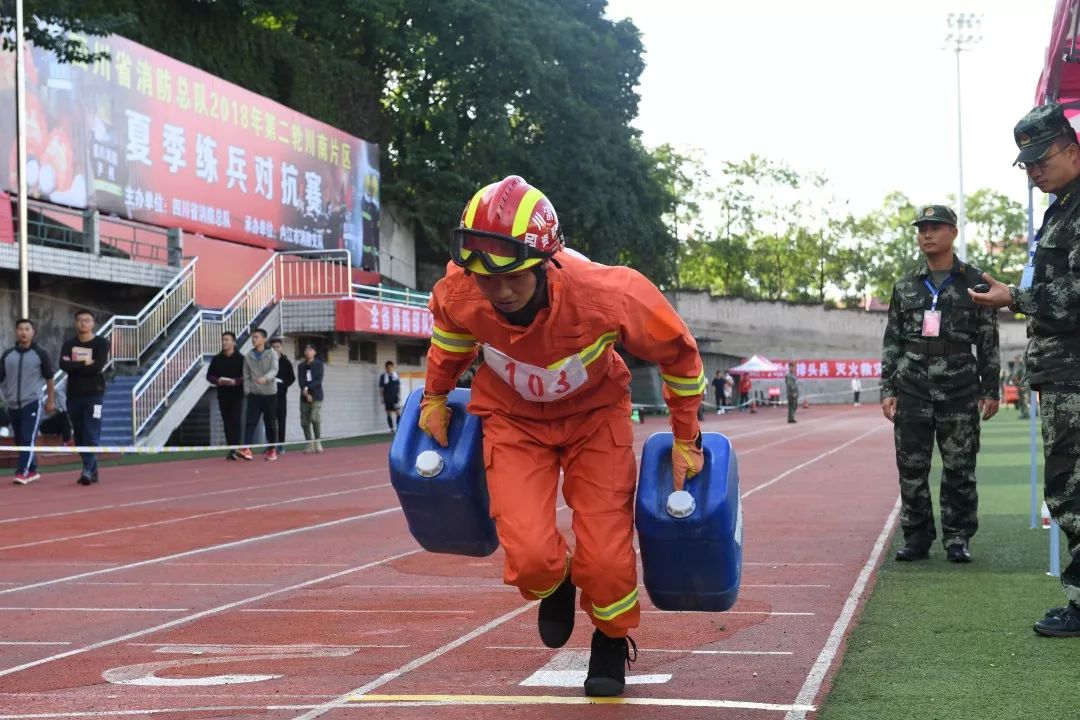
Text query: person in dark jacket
297 343 325 453
379 360 401 433
269 337 295 454
206 331 245 460
59 308 110 485
0 318 56 484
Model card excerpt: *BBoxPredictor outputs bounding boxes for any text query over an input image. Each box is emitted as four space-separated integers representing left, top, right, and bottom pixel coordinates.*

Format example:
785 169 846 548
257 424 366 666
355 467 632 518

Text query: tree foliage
2 0 679 285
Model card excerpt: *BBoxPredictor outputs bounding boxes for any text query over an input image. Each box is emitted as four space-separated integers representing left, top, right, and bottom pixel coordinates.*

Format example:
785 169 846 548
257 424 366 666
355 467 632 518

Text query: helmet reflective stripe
511 187 546 239
463 185 493 229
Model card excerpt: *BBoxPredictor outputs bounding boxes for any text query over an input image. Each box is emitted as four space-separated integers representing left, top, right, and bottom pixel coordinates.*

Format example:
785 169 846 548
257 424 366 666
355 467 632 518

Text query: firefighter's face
473 269 538 314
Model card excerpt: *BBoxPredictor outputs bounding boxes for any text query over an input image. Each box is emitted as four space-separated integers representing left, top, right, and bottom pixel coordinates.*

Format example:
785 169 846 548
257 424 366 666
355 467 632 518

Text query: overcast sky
606 0 1059 219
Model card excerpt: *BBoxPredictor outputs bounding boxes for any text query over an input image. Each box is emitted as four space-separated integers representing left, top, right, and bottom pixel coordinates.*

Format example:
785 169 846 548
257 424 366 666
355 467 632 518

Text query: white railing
111 258 198 362
128 250 352 439
352 282 430 308
131 313 204 438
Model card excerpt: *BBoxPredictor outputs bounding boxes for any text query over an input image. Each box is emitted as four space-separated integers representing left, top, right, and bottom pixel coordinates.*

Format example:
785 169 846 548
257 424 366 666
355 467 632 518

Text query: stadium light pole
14 0 28 317
944 12 982 262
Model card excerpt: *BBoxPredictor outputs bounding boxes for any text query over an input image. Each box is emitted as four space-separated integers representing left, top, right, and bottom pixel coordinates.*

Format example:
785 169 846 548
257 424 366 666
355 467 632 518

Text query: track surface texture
0 405 897 720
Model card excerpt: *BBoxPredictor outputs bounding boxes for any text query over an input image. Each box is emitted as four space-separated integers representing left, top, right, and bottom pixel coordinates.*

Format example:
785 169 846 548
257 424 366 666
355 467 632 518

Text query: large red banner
740 359 883 380
0 34 379 267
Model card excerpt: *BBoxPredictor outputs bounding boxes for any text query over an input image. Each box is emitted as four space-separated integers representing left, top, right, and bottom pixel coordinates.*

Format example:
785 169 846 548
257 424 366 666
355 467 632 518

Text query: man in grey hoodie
1 319 56 484
238 328 279 461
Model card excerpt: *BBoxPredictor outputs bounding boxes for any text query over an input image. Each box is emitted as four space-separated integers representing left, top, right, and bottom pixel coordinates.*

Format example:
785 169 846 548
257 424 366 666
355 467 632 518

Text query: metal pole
1050 517 1062 578
1028 179 1039 529
14 0 29 317
955 44 967 261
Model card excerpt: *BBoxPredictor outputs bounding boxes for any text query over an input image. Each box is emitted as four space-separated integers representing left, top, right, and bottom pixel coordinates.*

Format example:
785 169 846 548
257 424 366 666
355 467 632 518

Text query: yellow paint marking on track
349 694 816 712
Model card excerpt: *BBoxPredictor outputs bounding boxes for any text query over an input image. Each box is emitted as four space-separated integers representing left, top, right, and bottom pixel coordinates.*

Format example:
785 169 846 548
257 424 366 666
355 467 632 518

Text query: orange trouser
481 398 639 637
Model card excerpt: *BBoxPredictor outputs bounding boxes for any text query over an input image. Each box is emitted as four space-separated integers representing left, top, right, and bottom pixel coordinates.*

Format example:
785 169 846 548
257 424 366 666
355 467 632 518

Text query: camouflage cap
1014 103 1077 165
911 205 957 227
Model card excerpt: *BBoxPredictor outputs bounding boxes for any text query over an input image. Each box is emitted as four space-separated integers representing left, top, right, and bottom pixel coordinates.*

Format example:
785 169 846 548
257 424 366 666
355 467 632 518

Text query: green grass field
819 408 1075 720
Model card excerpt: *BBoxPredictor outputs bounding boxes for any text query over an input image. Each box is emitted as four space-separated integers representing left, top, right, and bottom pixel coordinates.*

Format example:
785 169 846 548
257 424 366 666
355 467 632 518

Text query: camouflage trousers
1039 386 1080 605
787 392 798 422
1017 388 1030 419
893 392 980 548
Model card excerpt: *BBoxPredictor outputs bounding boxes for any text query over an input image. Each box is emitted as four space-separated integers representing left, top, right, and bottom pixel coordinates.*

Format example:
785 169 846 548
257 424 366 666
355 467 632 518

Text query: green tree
962 188 1027 280
0 1 134 63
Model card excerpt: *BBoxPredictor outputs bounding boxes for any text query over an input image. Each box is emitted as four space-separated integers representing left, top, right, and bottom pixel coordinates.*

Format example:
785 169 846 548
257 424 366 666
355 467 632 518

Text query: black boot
537 578 576 648
895 539 930 561
1034 603 1080 637
584 629 637 697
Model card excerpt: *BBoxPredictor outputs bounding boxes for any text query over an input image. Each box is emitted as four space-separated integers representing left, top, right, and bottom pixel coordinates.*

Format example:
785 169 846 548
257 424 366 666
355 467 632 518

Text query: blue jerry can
635 431 742 611
388 388 499 557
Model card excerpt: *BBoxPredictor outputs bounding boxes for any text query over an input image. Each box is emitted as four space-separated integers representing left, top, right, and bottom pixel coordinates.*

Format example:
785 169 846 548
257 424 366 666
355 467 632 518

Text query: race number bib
482 344 588 402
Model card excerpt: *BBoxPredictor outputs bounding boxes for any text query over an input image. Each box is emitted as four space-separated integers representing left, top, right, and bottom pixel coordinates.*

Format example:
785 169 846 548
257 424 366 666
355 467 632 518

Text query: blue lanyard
923 276 953 311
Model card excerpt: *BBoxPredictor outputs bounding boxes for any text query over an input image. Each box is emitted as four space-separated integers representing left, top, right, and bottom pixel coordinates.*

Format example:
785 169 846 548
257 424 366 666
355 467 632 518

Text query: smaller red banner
336 297 433 338
738 359 882 380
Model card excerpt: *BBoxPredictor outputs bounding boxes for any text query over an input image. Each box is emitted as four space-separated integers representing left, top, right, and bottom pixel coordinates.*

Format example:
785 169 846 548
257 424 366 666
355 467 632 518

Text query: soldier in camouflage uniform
785 362 799 423
971 103 1080 636
881 204 1000 564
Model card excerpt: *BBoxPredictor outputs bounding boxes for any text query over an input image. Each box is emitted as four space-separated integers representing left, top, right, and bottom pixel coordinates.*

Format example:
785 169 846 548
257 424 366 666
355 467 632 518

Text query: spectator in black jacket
206 331 244 460
59 309 110 486
269 336 295 454
297 343 325 453
379 361 401 433
1 319 56 485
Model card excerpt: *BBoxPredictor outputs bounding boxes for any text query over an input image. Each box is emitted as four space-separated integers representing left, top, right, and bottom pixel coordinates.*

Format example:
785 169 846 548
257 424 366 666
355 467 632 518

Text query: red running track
0 404 899 720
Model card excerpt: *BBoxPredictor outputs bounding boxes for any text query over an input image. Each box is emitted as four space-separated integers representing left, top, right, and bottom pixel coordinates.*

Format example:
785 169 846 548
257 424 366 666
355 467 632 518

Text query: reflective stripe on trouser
483 398 640 637
893 392 980 548
1039 388 1080 605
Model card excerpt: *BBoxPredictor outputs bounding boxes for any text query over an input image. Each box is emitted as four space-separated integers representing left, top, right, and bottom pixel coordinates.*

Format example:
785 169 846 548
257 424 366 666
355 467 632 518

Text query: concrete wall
669 290 1027 361
378 205 418 289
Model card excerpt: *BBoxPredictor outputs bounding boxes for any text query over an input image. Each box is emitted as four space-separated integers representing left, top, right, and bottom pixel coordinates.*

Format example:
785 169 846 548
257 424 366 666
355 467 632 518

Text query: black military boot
946 541 972 563
584 629 637 697
537 578 576 649
1034 603 1080 637
895 539 930 561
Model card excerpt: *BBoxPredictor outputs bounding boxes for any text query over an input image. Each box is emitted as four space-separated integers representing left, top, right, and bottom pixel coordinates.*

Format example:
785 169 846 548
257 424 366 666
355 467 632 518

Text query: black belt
903 340 972 356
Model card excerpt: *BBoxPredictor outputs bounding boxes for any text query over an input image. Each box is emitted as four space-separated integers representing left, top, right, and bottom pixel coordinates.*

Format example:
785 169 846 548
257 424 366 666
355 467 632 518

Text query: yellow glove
419 392 451 447
672 433 704 491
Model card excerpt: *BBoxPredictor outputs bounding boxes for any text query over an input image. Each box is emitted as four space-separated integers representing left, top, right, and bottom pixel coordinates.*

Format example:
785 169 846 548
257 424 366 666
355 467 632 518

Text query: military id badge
1020 265 1034 290
921 310 941 337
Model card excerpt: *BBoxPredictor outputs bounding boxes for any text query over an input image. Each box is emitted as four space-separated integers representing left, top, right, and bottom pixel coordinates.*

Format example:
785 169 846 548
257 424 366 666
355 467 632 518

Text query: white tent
728 355 784 376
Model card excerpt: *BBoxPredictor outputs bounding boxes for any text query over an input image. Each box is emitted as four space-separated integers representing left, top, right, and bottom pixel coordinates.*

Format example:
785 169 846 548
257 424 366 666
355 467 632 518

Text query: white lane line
161 562 350 567
641 610 813 616
0 506 402 596
72 582 274 588
0 485 389 551
784 496 902 720
485 645 793 656
737 415 866 456
0 708 319 719
349 695 816 711
289 602 537 720
240 609 475 615
0 607 188 613
0 548 421 677
741 425 884 500
742 584 831 588
0 469 383 525
0 641 71 646
343 584 507 589
744 563 843 567
127 643 410 651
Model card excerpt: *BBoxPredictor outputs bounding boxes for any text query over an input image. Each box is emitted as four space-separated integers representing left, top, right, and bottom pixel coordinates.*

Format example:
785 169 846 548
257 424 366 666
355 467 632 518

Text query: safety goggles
449 228 551 274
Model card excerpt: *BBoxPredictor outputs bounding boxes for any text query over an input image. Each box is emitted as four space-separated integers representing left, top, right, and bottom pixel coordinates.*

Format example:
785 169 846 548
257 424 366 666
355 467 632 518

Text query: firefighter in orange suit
419 176 705 697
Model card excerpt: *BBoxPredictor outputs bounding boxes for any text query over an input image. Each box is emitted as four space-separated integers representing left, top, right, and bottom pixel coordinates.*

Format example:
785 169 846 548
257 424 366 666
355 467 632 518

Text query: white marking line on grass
485 645 793 656
783 495 901 720
0 484 389 551
741 425 885 500
0 607 188 613
289 602 537 720
0 469 384 525
0 506 402 596
0 548 421 677
240 609 475 615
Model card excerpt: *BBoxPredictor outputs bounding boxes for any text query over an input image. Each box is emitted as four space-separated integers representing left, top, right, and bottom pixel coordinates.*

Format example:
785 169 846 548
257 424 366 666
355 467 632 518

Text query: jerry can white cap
416 450 445 478
666 490 696 518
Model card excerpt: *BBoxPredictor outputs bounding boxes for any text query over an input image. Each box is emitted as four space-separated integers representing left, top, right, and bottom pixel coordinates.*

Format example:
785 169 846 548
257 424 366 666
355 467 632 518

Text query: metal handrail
277 249 353 300
111 258 198 363
352 283 431 308
131 313 204 437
